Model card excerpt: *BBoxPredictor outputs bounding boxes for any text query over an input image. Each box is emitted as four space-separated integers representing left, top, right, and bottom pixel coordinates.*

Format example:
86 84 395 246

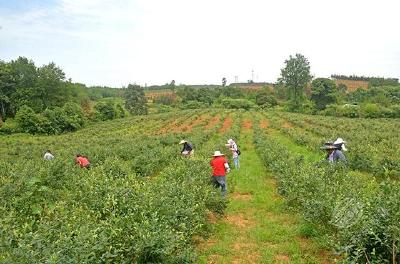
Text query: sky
0 0 399 87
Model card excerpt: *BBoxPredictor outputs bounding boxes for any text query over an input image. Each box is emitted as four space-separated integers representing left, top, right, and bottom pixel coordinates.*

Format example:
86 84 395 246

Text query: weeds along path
198 113 331 264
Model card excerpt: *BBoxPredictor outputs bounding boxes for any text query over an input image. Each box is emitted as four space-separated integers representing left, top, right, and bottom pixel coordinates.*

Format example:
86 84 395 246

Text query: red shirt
76 156 90 167
210 156 228 176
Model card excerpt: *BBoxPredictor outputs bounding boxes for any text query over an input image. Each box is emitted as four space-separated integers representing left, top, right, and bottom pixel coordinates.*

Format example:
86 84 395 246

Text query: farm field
0 110 399 263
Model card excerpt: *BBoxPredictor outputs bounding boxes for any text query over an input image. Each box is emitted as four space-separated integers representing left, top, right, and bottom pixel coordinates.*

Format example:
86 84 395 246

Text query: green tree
310 78 338 110
255 88 278 108
62 102 85 131
278 54 312 111
0 61 16 120
9 57 40 111
124 84 148 115
36 62 67 108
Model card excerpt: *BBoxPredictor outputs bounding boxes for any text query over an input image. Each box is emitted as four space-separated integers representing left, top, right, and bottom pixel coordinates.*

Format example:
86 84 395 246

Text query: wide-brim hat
227 139 234 144
179 140 187 144
320 144 339 150
212 151 225 156
334 138 346 145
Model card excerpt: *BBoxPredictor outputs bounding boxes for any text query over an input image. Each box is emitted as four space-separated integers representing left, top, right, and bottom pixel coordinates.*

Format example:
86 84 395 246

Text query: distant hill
331 74 399 91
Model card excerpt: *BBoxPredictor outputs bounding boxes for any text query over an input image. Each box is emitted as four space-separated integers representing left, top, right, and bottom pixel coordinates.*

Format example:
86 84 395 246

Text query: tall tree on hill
36 62 67 108
9 57 39 111
311 78 338 110
278 54 312 111
124 84 148 115
0 61 15 120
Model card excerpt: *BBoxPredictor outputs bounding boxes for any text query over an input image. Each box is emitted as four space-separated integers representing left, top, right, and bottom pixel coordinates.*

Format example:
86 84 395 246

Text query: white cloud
0 0 399 86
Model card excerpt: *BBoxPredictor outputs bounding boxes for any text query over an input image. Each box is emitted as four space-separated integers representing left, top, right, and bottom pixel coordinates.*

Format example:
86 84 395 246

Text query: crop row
265 112 400 178
0 109 241 263
253 116 400 263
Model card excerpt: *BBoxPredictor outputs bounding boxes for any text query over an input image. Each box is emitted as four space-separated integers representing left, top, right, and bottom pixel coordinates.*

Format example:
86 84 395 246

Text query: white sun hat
334 138 347 151
212 151 225 156
227 139 234 144
179 140 187 144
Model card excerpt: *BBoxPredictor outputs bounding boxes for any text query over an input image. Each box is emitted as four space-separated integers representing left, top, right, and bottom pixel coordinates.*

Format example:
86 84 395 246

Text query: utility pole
251 69 254 83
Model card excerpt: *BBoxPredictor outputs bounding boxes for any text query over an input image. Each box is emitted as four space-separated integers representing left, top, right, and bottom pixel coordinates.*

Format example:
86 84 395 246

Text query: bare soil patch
231 192 253 201
174 113 210 132
260 119 270 129
219 116 233 134
154 120 178 135
282 121 293 129
232 252 260 264
274 254 290 263
195 236 217 252
205 114 221 130
241 119 252 131
226 214 255 229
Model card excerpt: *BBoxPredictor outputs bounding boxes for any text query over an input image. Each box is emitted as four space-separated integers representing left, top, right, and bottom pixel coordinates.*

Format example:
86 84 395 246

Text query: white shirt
230 142 238 158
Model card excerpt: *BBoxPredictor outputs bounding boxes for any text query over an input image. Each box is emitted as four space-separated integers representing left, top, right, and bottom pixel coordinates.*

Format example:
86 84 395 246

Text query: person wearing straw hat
210 151 230 197
225 138 240 169
321 143 346 163
179 140 194 157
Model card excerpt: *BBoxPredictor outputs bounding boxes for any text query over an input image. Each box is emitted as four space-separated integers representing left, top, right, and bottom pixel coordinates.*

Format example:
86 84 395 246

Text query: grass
197 119 331 263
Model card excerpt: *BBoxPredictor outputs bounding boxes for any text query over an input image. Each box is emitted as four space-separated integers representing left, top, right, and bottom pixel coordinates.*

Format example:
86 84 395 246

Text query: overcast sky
1 0 399 87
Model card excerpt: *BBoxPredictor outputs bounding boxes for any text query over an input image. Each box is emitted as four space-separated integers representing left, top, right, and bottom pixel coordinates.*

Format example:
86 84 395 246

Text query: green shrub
62 102 85 131
15 105 41 134
180 100 207 109
360 103 382 118
220 98 255 110
94 101 116 121
0 118 20 134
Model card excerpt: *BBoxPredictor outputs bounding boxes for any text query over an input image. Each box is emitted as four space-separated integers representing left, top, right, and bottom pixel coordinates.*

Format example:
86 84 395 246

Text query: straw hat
334 138 346 145
334 138 347 151
212 151 225 156
320 144 339 150
179 140 187 144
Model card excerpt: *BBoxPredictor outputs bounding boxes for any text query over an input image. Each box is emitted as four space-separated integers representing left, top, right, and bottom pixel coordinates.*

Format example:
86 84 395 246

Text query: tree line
331 74 399 86
0 57 147 134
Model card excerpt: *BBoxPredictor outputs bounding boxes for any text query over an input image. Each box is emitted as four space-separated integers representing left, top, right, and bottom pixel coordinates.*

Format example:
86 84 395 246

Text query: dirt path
198 123 332 264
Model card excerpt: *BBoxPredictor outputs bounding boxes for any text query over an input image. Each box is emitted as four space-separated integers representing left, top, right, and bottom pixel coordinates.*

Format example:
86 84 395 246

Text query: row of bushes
321 103 400 118
254 124 400 263
0 157 224 263
0 109 229 263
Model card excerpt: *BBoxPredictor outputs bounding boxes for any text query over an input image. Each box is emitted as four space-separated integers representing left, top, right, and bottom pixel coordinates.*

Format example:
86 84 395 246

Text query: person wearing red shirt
75 154 91 169
210 151 230 197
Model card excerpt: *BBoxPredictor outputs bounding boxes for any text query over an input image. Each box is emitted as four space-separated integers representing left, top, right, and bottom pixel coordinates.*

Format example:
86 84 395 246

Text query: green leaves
279 54 312 111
